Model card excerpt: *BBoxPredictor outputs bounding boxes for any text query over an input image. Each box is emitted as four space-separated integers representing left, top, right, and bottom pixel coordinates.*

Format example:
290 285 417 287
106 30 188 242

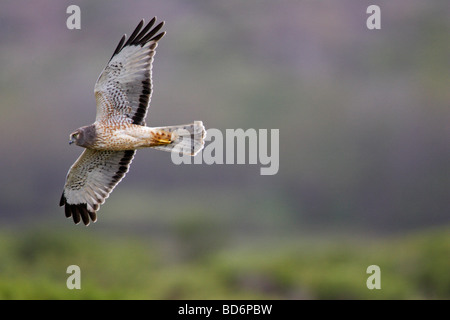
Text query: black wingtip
133 18 156 44
151 31 166 43
110 35 126 61
60 194 97 226
140 21 165 44
124 19 144 47
109 17 165 61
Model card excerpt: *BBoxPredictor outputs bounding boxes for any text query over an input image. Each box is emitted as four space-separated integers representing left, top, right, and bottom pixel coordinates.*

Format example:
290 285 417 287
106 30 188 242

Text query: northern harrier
60 18 205 225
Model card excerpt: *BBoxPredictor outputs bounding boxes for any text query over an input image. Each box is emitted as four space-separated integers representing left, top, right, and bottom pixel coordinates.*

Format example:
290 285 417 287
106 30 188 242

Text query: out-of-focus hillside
0 226 448 299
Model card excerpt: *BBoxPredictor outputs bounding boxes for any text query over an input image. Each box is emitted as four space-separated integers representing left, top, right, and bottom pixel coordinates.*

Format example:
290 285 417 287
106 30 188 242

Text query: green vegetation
0 227 448 299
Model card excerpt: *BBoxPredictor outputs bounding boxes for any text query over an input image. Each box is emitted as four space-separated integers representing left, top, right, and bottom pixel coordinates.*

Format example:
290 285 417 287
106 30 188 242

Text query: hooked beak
69 136 75 145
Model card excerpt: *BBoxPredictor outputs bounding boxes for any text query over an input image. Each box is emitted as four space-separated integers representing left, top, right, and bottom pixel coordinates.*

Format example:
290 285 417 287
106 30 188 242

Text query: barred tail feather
152 121 206 155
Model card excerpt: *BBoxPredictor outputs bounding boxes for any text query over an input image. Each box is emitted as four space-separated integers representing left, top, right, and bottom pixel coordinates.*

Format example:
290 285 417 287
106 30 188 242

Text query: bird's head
69 125 97 147
69 130 81 146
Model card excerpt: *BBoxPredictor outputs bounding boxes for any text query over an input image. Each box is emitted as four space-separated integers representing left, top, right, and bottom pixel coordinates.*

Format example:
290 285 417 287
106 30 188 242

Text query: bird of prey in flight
60 18 205 225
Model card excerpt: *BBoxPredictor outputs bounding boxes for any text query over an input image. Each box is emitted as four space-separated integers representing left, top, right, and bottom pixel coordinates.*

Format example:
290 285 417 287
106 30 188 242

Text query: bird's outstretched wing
94 18 165 126
59 149 135 225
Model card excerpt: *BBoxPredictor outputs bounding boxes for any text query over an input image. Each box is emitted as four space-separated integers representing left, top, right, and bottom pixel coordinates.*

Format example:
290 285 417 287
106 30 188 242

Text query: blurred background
0 0 449 299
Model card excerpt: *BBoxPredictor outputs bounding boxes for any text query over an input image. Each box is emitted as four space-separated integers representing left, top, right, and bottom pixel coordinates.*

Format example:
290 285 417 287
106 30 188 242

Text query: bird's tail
152 121 206 155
